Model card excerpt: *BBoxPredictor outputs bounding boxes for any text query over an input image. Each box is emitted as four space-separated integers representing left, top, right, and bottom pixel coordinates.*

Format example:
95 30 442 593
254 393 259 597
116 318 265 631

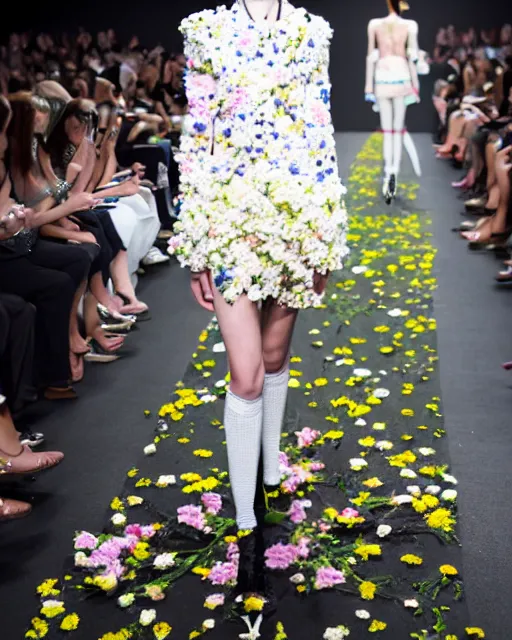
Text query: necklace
241 0 283 23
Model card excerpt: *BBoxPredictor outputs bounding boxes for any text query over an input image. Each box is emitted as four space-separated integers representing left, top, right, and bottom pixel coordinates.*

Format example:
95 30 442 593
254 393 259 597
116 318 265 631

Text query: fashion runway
0 133 510 639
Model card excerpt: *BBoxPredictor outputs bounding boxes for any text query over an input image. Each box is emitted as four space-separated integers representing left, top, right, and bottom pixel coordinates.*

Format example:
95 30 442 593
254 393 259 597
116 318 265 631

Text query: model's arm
365 20 378 97
407 20 420 96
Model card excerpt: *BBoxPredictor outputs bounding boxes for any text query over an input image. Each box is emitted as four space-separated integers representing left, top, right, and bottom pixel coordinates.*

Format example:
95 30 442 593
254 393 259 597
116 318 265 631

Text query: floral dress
169 1 348 308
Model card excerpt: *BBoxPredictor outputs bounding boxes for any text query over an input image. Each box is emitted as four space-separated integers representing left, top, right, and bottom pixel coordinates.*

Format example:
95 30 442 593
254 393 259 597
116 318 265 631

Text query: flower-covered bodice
171 2 348 308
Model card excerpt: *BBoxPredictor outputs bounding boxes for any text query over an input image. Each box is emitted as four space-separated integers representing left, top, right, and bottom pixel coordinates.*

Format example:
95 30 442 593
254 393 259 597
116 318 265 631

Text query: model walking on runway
169 0 348 595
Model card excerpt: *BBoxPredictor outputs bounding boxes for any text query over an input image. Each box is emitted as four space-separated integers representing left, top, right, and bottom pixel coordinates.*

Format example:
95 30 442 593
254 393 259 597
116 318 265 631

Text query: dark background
2 0 510 131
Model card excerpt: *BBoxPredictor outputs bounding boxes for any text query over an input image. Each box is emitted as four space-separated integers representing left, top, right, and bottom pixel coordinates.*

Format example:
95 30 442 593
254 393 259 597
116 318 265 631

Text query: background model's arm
407 20 420 96
365 20 379 97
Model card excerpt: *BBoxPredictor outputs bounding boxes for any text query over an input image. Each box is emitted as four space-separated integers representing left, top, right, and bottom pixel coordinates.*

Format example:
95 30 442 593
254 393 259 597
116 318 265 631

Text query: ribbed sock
262 363 289 486
224 390 263 530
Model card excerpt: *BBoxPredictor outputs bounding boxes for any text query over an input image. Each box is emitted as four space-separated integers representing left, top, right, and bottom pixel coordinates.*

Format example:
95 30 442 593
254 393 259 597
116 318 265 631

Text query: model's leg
392 97 407 179
260 300 298 486
378 98 393 185
213 288 264 530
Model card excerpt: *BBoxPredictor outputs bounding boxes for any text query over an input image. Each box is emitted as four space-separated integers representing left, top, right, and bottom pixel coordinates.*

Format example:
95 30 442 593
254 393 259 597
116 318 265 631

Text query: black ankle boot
235 528 264 596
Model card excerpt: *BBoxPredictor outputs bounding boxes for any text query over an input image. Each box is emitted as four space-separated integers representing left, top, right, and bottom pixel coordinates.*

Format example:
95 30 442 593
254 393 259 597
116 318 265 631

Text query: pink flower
201 493 223 516
74 531 99 550
314 566 346 590
295 427 321 449
208 562 237 586
311 103 330 126
282 464 314 494
340 508 359 519
289 500 312 524
296 537 311 559
264 543 300 570
319 522 332 533
125 524 143 538
140 525 157 539
310 461 326 472
226 542 239 564
204 593 225 609
177 504 206 531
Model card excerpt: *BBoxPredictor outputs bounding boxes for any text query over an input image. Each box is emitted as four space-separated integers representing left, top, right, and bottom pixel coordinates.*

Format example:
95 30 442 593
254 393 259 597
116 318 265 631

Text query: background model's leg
392 97 407 179
403 131 422 177
378 98 394 185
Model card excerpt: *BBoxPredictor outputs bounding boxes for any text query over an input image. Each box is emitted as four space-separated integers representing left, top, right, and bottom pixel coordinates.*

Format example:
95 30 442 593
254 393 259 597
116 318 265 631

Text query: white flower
404 599 419 609
323 625 351 640
418 447 436 456
400 469 417 479
375 440 393 451
157 475 176 487
118 593 135 608
425 485 441 496
354 368 372 378
352 265 368 274
213 342 226 352
442 473 458 485
406 485 421 496
347 556 357 565
325 355 334 362
349 458 368 471
144 444 157 456
154 553 177 570
441 489 457 502
376 525 392 538
372 422 386 431
290 573 305 584
392 495 414 505
111 513 127 526
215 379 227 388
201 394 217 403
373 388 390 399
354 419 367 427
139 609 157 626
335 359 345 366
74 552 91 568
355 609 371 619
387 308 402 317
202 619 215 630
378 370 388 376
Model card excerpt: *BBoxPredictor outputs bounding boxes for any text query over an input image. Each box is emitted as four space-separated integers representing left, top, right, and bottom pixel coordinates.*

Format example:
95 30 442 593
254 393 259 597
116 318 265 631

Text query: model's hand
313 271 329 295
190 270 215 312
365 92 376 103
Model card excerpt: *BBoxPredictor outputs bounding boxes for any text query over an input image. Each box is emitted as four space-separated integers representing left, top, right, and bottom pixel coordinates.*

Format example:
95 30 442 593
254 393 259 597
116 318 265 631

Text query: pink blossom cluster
314 566 346 590
201 493 223 516
339 508 359 519
282 463 314 494
264 543 300 570
75 531 99 550
177 504 207 531
207 562 238 586
295 427 322 449
88 537 133 578
289 499 312 524
125 524 157 539
296 537 311 559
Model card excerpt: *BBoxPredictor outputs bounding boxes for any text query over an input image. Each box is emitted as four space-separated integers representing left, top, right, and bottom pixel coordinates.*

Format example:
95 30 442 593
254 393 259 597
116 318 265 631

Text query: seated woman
0 94 96 396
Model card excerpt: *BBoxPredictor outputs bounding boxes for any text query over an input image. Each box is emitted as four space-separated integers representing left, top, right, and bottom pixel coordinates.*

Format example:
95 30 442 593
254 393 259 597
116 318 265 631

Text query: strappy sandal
0 445 64 478
496 265 512 283
0 497 31 521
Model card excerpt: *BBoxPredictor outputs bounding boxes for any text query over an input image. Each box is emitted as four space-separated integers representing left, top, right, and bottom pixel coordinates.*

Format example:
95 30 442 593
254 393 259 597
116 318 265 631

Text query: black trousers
75 209 124 283
0 294 35 414
0 240 91 388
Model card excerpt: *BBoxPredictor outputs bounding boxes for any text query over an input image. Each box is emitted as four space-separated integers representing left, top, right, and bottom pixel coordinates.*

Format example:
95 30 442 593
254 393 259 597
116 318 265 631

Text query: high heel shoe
44 386 77 401
84 338 122 363
115 292 150 320
0 497 32 521
97 303 136 326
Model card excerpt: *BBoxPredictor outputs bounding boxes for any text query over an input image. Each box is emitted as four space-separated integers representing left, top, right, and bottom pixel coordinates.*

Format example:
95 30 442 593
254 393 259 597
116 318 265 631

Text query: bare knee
263 344 288 375
230 361 265 400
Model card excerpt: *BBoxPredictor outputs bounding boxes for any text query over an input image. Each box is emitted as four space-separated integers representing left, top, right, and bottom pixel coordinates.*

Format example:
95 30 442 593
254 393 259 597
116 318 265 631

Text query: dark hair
387 0 402 16
7 92 36 176
46 98 97 170
0 95 11 132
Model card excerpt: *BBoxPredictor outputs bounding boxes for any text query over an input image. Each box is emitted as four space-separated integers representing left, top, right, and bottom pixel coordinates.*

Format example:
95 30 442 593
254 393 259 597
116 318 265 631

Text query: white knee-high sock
262 363 289 486
224 390 263 530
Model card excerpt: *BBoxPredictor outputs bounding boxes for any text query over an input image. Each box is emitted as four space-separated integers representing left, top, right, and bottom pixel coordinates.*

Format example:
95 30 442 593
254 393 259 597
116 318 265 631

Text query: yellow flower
127 495 144 507
401 408 415 417
127 468 139 478
60 614 80 631
40 601 65 619
296 585 306 593
189 632 201 639
153 622 172 639
359 436 376 447
289 369 303 377
380 346 394 355
426 508 455 532
110 497 124 511
359 581 377 600
274 621 288 640
440 564 458 576
224 535 237 543
323 507 338 520
36 579 60 598
290 356 302 363
446 636 458 640
26 618 49 639
323 430 344 440
181 473 202 482
355 544 382 561
177 437 190 444
387 450 417 467
192 567 211 579
314 377 328 387
419 466 437 478
133 542 151 561
93 573 118 592
135 478 152 488
193 449 213 458
363 477 384 488
369 620 387 632
374 325 390 333
400 554 423 566
465 628 485 639
244 596 265 612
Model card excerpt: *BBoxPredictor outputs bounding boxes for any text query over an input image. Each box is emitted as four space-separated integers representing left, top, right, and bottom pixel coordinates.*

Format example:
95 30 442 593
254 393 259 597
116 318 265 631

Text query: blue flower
255 147 264 154
236 51 243 57
245 146 253 153
308 39 315 48
320 140 327 149
273 43 280 54
238 114 246 121
223 128 232 138
256 51 264 58
320 88 330 104
316 160 323 167
326 168 334 175
268 61 275 67
214 268 235 288
272 132 279 140
289 163 300 175
274 98 283 107
316 171 326 183
193 122 207 133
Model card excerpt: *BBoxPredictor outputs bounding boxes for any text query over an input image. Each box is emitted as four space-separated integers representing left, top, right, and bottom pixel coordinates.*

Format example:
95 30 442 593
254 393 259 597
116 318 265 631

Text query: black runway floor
0 133 510 639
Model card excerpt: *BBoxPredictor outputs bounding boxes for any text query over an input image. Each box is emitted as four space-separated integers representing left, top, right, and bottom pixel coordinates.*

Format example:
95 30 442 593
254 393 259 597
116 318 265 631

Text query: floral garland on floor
26 134 485 640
